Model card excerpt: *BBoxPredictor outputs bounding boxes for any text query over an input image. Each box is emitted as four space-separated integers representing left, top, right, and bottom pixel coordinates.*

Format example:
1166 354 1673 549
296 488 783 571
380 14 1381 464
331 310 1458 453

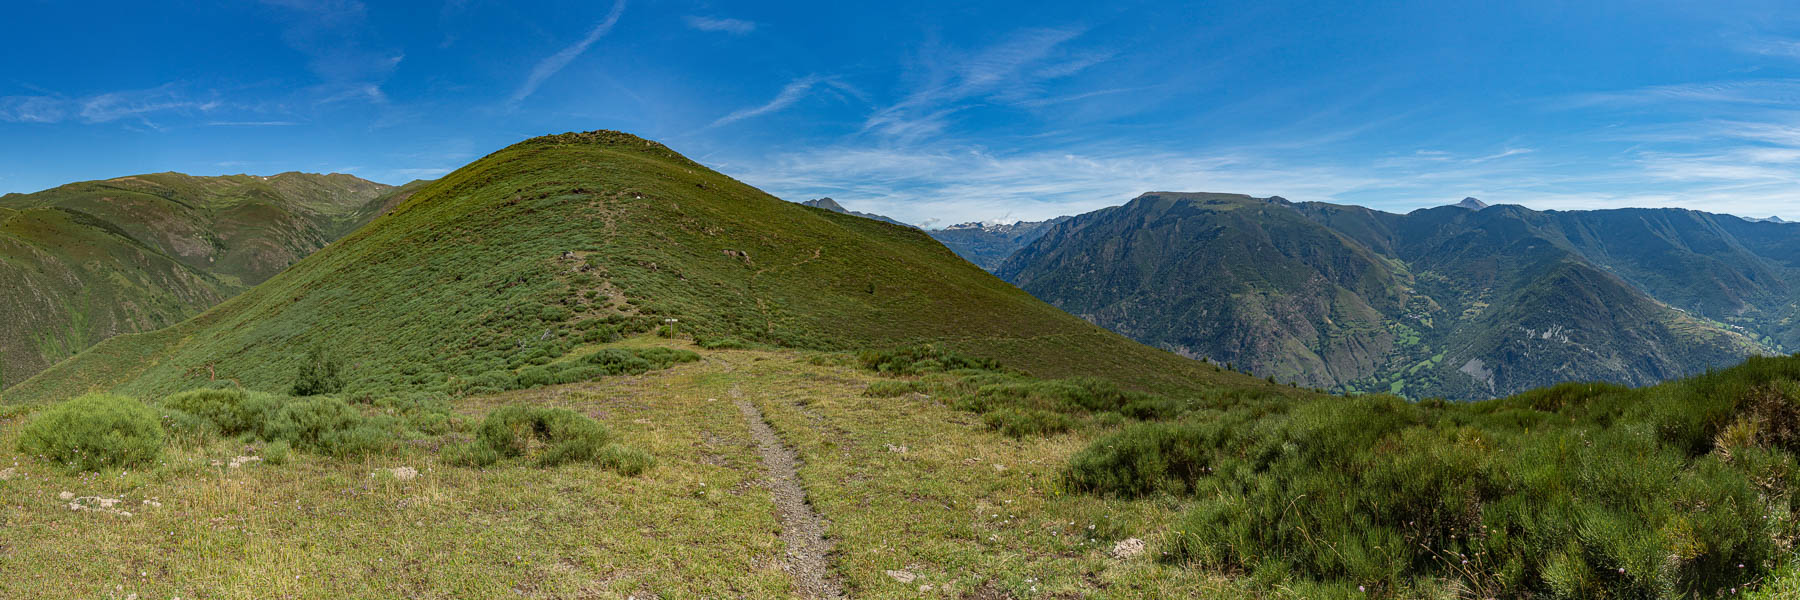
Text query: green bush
857 345 999 375
19 394 165 471
596 444 656 475
982 408 1074 438
516 366 555 388
1065 421 1214 497
1065 370 1800 597
453 405 650 474
162 387 257 434
292 347 346 396
864 380 924 398
696 336 752 350
262 396 394 457
263 440 291 465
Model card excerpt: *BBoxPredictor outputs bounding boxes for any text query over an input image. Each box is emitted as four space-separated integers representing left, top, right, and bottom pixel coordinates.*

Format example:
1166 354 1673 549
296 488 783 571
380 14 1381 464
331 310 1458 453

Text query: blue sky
4 0 1799 224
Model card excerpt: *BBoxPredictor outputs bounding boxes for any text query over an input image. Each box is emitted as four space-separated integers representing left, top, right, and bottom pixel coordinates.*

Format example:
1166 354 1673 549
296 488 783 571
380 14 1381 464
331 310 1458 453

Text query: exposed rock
1111 537 1146 559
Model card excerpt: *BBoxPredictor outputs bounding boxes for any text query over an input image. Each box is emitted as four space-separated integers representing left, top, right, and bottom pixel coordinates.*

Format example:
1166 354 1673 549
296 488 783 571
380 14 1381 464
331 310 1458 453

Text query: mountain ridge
997 191 1788 399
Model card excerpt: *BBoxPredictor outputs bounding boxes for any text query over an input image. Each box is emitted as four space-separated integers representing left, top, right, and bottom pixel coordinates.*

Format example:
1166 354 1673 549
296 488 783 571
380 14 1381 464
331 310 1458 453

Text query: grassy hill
2 131 1274 405
0 173 413 389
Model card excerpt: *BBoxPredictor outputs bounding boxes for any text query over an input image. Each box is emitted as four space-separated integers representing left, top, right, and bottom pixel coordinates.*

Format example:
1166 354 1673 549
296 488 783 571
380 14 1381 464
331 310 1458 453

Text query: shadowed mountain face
0 173 423 389
997 193 1789 400
3 132 1275 405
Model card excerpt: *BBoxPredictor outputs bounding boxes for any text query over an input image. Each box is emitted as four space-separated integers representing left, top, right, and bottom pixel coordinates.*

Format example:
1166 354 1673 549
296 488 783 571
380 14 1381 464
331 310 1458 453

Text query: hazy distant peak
798 197 912 228
802 197 847 212
1454 197 1489 210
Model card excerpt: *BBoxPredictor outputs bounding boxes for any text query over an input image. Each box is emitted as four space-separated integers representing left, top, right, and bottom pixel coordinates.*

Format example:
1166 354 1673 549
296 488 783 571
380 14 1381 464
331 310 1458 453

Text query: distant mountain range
990 193 1798 400
0 173 424 389
927 218 1074 270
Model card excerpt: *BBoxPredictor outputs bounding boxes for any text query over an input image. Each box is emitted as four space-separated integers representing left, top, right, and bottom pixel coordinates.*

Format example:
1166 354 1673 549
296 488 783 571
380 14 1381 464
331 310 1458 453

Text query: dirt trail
735 397 844 599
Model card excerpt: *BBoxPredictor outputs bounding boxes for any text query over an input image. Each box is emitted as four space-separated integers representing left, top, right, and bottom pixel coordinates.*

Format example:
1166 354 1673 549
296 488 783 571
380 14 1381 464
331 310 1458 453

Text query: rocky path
735 397 844 599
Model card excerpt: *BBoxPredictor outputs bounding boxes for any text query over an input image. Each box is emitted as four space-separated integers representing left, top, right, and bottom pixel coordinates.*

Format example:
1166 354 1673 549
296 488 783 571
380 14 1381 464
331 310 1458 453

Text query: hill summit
1453 196 1489 210
4 131 1265 404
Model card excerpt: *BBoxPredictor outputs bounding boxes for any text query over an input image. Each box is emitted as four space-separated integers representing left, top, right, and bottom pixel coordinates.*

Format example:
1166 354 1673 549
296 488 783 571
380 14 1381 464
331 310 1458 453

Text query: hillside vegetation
0 173 418 389
2 131 1275 406
1000 193 1786 400
4 131 1800 598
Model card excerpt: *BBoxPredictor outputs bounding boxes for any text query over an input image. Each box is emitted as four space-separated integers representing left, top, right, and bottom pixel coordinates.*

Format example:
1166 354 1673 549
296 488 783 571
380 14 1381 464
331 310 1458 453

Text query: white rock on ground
1111 537 1146 559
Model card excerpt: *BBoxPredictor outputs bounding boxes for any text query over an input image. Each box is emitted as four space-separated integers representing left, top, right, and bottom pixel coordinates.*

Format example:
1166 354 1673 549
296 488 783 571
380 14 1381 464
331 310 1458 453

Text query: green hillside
2 131 1273 405
0 173 409 389
999 194 1779 400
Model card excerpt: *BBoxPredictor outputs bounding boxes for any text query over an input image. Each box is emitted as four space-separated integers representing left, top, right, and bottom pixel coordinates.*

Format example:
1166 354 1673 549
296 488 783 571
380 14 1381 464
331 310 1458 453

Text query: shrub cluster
446 405 652 474
856 345 1000 375
856 348 1186 438
456 347 700 395
158 387 415 458
18 394 165 472
1064 358 1800 597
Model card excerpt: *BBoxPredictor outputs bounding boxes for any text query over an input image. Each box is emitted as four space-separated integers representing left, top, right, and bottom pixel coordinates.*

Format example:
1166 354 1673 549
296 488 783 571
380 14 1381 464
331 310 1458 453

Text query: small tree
292 347 345 396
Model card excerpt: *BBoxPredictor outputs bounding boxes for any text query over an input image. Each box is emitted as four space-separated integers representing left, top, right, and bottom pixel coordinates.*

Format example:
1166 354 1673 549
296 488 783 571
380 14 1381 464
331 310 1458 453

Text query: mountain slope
1001 193 1776 399
3 132 1274 405
0 173 405 389
999 193 1410 388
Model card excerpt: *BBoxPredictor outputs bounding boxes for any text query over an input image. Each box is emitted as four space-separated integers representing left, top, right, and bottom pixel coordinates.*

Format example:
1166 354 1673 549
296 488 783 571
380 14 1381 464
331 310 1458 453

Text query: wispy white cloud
259 0 403 105
1560 79 1800 108
863 27 1109 143
684 15 755 35
711 76 823 127
207 121 300 126
508 0 627 109
387 167 453 178
727 145 1388 225
0 86 222 126
0 96 68 123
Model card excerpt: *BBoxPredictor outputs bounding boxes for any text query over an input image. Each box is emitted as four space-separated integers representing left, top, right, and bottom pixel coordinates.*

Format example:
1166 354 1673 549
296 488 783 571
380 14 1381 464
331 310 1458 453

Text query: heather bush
452 405 651 474
19 394 164 471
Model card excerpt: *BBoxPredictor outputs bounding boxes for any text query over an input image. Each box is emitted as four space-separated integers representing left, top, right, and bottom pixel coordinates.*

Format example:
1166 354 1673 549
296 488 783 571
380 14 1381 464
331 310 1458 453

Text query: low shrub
1065 368 1800 597
162 387 258 435
864 380 924 398
983 408 1075 438
262 396 395 457
292 347 346 396
1065 421 1214 497
857 345 999 375
453 405 650 474
696 336 753 350
516 366 555 388
19 394 165 471
262 440 292 465
596 444 656 475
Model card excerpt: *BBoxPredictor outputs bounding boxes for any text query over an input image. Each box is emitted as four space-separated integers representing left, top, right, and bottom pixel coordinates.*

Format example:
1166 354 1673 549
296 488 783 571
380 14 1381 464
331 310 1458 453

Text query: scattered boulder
389 466 419 481
884 569 917 584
